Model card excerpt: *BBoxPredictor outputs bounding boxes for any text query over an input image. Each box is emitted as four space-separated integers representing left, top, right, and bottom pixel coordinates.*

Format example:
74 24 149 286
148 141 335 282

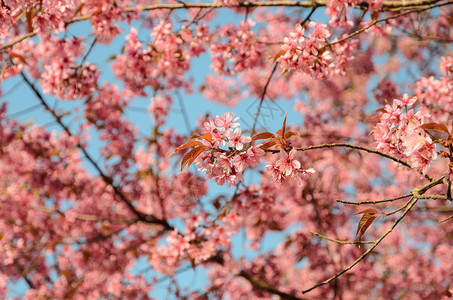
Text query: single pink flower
275 149 301 176
394 93 417 107
225 128 251 150
215 112 240 131
265 163 284 183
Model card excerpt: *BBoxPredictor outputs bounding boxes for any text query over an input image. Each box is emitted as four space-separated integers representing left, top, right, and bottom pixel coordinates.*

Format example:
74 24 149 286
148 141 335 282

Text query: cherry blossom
225 127 251 150
275 149 301 176
2 1 453 299
215 112 240 131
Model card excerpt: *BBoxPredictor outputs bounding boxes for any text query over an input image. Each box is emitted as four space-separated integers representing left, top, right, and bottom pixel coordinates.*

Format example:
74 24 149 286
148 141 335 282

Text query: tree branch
337 193 412 205
439 214 453 223
19 72 173 230
302 197 419 294
13 259 35 289
413 193 448 200
302 176 445 294
311 231 376 245
267 143 414 171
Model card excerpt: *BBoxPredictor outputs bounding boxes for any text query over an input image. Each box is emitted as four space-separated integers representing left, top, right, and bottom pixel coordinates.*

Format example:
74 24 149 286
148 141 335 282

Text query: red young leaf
418 123 450 138
355 208 382 241
25 8 34 33
73 4 85 16
10 52 27 64
168 140 203 157
272 49 287 62
181 145 206 171
355 208 380 215
281 112 288 137
371 10 380 22
442 289 453 298
358 215 380 241
199 132 212 143
285 131 298 139
259 140 276 150
367 114 383 122
0 64 7 83
186 146 207 170
187 133 202 140
187 132 213 142
252 132 275 141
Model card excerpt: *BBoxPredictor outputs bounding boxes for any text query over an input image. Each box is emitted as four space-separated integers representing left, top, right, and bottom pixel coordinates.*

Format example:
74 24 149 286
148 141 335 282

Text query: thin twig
337 193 412 205
439 214 453 223
215 184 241 222
411 175 445 196
0 31 36 51
384 198 414 216
79 37 97 66
251 62 278 136
384 176 446 216
300 6 317 26
311 231 375 245
412 193 448 200
13 259 35 289
6 103 42 119
176 91 192 135
1 79 24 98
267 143 413 171
415 205 453 212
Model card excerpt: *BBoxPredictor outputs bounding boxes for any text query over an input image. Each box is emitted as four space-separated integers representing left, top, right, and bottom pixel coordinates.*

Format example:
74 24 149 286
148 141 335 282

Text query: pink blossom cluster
210 19 264 75
202 75 244 107
373 94 437 173
277 22 356 78
428 7 453 44
150 215 236 275
31 0 77 33
417 76 453 121
325 0 382 27
194 113 260 186
189 113 315 186
86 84 136 162
265 149 315 185
39 37 99 100
373 78 399 105
416 54 453 123
440 55 453 79
112 23 209 95
89 6 124 44
0 0 136 39
149 94 173 126
325 0 360 27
